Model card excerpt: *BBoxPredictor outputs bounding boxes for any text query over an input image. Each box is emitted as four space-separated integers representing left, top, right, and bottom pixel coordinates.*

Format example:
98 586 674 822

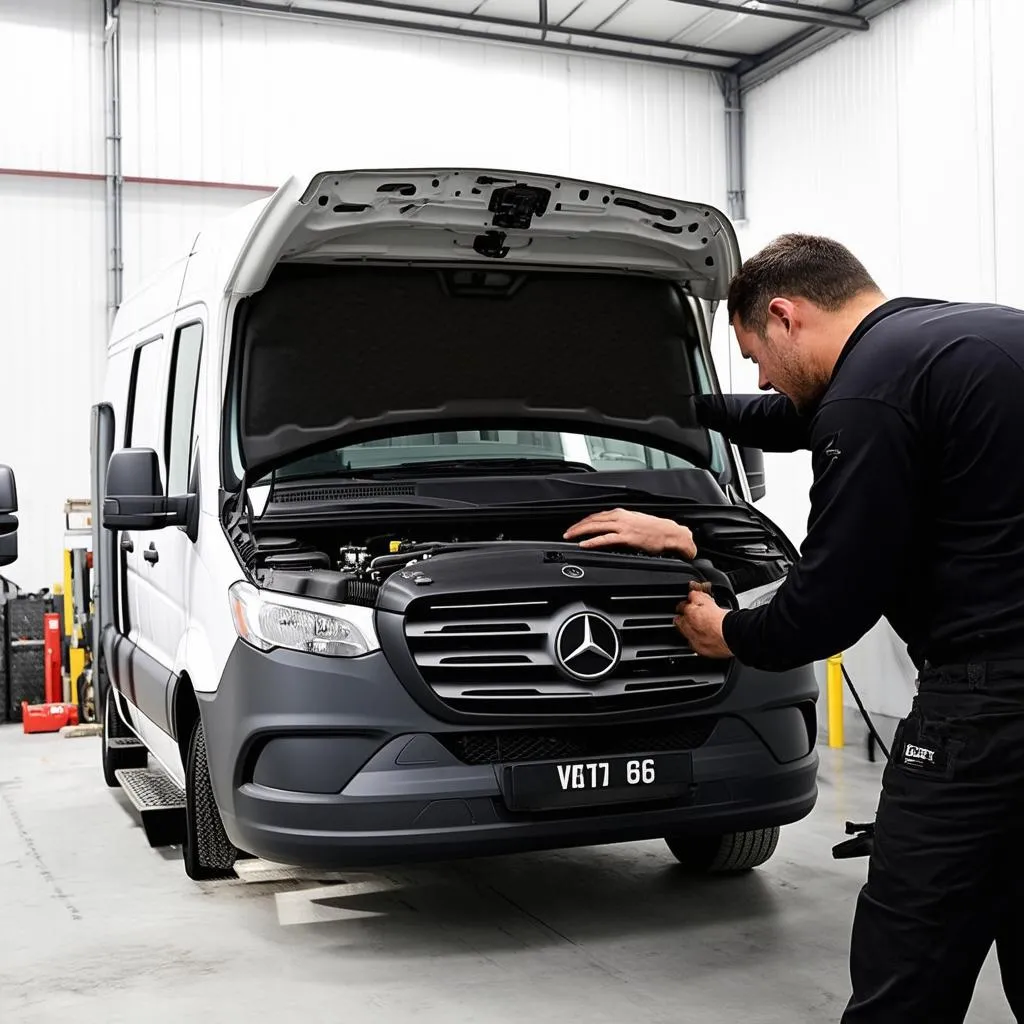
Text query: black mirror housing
739 446 766 502
0 464 17 515
0 465 18 567
103 449 190 531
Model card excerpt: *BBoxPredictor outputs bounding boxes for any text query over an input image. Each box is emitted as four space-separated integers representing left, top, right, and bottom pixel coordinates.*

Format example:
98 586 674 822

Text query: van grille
404 585 729 714
442 718 718 765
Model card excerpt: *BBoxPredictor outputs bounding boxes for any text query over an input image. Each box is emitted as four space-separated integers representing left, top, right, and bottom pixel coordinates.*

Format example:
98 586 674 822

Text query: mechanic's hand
563 508 697 559
674 588 732 658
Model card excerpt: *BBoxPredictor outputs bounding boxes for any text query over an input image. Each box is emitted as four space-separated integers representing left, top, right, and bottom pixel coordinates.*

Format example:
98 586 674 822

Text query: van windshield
270 428 728 481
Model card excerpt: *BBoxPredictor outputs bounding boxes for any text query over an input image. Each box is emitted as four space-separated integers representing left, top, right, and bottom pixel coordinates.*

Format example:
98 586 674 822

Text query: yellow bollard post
827 653 845 748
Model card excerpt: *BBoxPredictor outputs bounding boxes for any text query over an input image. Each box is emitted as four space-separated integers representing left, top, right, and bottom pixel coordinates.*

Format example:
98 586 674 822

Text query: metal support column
720 73 745 224
103 0 123 330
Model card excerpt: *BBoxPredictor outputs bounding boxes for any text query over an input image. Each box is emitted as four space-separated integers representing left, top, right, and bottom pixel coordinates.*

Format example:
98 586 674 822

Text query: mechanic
563 233 1024 1023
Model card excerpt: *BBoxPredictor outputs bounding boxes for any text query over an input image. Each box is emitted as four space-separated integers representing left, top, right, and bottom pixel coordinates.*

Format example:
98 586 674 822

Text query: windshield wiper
274 458 598 482
503 480 699 507
264 495 480 513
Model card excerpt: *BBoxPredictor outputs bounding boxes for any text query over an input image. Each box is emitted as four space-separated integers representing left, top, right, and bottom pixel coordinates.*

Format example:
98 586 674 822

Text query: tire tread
666 827 780 874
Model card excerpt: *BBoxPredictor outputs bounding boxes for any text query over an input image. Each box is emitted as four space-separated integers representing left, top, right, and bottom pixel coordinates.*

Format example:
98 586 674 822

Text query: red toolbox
21 701 79 734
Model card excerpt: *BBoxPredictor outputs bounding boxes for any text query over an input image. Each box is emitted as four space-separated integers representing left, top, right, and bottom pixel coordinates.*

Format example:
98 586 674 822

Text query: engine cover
378 543 735 716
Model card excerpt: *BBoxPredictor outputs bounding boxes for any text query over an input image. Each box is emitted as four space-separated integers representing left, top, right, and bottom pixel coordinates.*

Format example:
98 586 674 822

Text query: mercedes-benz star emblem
554 612 620 681
562 564 585 579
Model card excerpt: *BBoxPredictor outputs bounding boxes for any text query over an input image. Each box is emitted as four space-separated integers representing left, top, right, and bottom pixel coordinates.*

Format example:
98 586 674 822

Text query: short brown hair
727 233 879 334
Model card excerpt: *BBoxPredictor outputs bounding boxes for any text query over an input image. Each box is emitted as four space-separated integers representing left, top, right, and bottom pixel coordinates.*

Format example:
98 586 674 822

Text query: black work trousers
842 662 1024 1023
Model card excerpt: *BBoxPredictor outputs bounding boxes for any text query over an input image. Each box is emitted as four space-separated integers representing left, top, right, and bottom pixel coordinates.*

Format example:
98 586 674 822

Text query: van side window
125 337 167 449
166 323 203 497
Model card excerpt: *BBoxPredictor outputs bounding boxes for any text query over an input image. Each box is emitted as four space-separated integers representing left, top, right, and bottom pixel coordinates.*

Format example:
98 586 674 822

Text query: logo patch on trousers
904 744 935 764
899 740 953 776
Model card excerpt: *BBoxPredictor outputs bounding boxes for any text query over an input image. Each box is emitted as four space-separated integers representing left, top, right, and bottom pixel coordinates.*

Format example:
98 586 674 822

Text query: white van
92 168 818 880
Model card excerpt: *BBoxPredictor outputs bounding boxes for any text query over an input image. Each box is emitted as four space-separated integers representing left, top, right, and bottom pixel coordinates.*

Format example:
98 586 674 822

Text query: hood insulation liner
236 264 710 476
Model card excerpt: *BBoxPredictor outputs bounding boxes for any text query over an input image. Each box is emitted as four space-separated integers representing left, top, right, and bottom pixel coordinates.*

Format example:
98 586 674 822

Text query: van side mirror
0 464 18 567
103 449 191 531
739 446 766 502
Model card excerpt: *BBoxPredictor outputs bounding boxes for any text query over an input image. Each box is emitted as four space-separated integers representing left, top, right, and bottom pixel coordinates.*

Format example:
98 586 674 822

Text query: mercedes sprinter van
91 168 818 880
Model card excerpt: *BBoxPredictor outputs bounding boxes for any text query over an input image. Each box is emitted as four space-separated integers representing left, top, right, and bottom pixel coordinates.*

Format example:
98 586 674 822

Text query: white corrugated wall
736 0 1024 719
120 3 727 197
0 0 727 592
0 0 106 599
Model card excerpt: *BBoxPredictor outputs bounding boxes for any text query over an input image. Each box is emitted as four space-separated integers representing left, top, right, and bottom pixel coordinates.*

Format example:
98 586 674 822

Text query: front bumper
200 643 819 869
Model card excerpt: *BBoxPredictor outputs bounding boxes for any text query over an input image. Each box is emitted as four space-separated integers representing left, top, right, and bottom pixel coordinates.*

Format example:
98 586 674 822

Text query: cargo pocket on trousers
891 708 963 781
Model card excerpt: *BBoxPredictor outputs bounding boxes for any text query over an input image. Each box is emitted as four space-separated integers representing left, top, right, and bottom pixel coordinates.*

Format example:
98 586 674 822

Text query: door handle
143 544 159 565
120 535 134 554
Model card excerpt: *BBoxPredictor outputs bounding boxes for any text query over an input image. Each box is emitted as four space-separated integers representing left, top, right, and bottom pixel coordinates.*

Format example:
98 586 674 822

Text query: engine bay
238 505 792 609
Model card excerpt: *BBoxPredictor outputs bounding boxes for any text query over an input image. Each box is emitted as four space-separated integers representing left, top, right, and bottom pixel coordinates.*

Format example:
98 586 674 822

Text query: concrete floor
0 727 1011 1024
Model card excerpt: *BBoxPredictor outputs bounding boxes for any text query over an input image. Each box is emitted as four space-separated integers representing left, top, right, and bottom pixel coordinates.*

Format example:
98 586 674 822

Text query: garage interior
0 1 1018 1021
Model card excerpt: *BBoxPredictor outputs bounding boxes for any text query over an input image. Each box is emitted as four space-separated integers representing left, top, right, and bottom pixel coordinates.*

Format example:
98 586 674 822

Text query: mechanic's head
727 234 885 410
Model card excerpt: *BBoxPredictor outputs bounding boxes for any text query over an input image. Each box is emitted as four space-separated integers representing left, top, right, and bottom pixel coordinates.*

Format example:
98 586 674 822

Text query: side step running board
115 767 187 848
107 736 149 768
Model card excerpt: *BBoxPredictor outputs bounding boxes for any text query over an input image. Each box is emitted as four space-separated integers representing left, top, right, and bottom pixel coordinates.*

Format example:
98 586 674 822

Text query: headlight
736 577 785 610
228 581 378 657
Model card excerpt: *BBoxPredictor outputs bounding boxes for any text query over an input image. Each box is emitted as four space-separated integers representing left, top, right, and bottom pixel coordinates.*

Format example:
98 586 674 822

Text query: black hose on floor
841 664 891 762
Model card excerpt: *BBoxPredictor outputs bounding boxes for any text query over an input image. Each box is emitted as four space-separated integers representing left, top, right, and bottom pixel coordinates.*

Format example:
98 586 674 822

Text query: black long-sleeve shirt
696 297 1024 672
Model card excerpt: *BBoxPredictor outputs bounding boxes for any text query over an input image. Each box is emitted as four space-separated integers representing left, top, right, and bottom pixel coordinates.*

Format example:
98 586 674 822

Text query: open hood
228 169 740 482
227 168 740 301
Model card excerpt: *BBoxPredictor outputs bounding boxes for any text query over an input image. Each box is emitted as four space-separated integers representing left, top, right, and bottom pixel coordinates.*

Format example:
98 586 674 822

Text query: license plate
502 753 693 812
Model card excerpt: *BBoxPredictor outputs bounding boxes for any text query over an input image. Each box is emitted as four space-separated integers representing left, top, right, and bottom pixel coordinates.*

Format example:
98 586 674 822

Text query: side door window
121 336 168 639
126 339 169 453
165 322 203 498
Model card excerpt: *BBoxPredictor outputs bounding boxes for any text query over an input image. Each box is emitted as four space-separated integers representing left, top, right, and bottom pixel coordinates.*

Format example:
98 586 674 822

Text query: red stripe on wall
0 166 276 193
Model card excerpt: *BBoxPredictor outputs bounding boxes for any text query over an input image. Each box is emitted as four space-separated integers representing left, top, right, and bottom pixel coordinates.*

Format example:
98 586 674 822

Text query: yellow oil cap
389 540 402 553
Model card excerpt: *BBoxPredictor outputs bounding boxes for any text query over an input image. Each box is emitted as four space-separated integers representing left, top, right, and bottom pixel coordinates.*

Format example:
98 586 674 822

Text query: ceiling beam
666 0 869 33
309 0 749 61
158 0 736 71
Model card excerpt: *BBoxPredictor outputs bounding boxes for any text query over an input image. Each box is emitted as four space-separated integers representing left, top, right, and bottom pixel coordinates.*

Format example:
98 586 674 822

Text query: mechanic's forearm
694 394 812 452
721 607 836 673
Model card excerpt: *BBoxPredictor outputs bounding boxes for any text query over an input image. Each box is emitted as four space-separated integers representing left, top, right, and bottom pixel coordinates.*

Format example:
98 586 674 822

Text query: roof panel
158 0 898 86
697 17 810 53
602 0 719 43
545 0 591 24
556 0 642 33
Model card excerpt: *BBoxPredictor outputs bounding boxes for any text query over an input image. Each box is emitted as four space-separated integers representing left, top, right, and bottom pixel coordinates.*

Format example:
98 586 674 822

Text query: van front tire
183 718 238 881
665 827 781 874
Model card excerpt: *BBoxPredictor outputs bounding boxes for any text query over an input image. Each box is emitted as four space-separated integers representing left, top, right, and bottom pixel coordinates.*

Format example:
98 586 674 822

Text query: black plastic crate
1 594 55 723
6 595 49 642
7 642 45 718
